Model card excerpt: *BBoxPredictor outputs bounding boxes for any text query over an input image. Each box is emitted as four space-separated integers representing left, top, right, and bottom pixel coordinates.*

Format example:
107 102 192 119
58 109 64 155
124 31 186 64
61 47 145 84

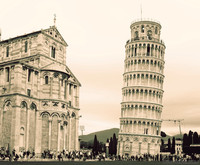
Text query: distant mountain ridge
79 128 119 143
79 128 182 144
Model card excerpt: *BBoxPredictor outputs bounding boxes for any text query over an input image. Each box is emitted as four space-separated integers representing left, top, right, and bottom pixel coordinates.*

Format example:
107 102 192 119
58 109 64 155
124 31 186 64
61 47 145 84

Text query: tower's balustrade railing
126 37 165 45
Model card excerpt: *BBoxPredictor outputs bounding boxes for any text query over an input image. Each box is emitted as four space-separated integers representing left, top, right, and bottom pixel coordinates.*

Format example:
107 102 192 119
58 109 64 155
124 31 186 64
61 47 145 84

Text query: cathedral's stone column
48 118 52 150
57 120 61 151
34 111 42 154
68 116 71 151
64 81 68 101
75 117 79 150
71 85 74 107
36 71 40 98
0 68 3 86
130 141 133 154
13 104 21 153
0 69 4 147
26 109 30 151
8 66 12 93
0 107 3 147
63 122 66 150
66 121 69 150
122 141 125 155
31 69 34 95
50 77 53 96
58 77 61 99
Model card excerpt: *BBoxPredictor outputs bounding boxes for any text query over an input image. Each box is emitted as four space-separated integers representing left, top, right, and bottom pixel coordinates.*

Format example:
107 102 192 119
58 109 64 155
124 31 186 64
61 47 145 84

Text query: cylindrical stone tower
117 20 165 157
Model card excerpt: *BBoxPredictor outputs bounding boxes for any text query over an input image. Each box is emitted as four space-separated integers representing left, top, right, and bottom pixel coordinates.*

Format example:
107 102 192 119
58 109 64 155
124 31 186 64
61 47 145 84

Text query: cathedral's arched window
28 69 32 82
30 102 37 110
25 41 28 53
6 46 9 57
51 46 56 58
5 67 10 82
45 76 48 84
69 84 72 95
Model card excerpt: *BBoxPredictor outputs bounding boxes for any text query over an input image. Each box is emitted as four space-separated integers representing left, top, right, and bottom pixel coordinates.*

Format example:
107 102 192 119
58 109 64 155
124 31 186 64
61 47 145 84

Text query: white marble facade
117 20 165 156
0 26 81 154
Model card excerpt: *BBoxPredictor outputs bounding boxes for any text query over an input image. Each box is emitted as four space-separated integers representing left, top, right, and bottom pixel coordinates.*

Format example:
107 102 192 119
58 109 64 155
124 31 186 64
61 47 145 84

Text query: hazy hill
79 128 119 143
79 128 182 144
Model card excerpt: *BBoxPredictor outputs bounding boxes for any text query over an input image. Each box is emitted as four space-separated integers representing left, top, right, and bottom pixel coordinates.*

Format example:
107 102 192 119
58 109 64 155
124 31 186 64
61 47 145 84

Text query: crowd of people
0 147 35 161
0 147 200 162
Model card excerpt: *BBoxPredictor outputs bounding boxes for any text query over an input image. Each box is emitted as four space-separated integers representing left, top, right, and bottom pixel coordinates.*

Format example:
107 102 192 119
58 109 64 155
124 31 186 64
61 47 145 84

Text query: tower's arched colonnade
118 20 166 156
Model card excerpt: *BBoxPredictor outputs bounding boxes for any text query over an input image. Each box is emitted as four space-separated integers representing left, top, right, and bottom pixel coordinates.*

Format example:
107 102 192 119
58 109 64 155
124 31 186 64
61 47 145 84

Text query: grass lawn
0 161 199 165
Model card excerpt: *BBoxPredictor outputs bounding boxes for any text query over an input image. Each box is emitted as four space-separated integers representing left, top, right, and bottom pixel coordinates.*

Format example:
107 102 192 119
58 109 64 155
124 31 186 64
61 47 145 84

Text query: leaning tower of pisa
117 20 166 156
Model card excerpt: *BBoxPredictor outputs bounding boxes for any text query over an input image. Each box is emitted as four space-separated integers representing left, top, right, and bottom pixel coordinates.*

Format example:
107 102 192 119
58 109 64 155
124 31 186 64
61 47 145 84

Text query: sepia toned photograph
0 0 200 164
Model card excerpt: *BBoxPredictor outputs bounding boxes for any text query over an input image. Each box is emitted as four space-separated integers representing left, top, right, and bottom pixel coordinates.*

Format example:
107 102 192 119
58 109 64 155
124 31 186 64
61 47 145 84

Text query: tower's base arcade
117 134 161 156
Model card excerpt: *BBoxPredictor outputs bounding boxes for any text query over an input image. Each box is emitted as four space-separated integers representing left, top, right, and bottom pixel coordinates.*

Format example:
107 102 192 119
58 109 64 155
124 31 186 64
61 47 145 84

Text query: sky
0 0 200 136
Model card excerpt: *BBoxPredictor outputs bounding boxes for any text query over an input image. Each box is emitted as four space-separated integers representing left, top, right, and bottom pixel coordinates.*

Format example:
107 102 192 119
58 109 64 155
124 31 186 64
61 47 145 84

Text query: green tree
188 130 193 145
193 132 199 144
161 131 166 137
93 135 98 155
160 139 165 152
112 133 117 155
171 137 175 154
109 137 113 155
106 138 109 143
168 138 171 152
182 133 188 153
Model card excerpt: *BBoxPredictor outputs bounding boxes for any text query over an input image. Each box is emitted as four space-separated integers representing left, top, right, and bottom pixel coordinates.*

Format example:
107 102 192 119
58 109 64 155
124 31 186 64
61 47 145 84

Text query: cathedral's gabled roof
41 26 68 46
0 26 68 46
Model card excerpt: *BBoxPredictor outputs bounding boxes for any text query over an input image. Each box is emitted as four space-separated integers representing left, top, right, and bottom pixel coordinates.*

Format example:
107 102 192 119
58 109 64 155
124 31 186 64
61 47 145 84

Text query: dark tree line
92 133 118 156
92 135 105 155
165 137 175 154
108 133 117 155
183 130 200 154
